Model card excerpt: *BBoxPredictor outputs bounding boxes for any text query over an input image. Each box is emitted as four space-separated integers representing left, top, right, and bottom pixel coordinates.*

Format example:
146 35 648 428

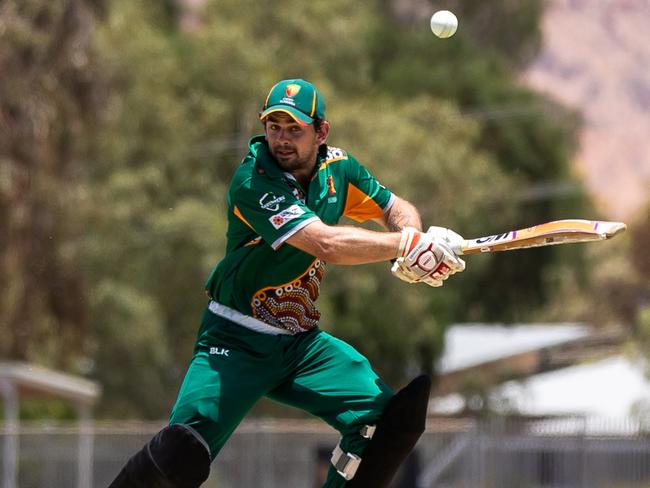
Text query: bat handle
427 226 466 255
450 242 465 256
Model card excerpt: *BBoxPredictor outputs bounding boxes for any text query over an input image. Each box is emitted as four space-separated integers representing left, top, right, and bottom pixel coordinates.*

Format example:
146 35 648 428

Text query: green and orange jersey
205 135 394 334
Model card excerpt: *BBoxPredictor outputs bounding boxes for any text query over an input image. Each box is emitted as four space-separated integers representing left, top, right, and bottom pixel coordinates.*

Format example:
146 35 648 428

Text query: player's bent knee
108 424 211 488
149 424 211 484
334 374 431 487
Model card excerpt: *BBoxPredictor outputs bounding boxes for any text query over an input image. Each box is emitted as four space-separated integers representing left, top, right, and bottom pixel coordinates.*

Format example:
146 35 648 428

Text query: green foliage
630 201 650 281
18 399 77 421
535 198 650 333
629 202 650 379
450 0 546 68
84 1 232 416
89 282 172 418
0 0 105 365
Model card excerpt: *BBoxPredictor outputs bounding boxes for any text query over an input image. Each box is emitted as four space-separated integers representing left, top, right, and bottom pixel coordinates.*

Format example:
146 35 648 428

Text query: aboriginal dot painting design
251 260 325 334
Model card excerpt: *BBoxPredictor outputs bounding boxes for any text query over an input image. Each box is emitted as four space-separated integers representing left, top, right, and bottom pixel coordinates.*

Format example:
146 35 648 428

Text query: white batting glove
426 226 465 254
391 227 466 287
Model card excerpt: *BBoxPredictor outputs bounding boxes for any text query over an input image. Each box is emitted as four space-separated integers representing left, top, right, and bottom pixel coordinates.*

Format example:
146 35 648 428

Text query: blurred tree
627 201 650 385
446 0 545 68
563 199 650 331
0 0 106 367
84 0 232 416
537 199 650 395
630 202 650 283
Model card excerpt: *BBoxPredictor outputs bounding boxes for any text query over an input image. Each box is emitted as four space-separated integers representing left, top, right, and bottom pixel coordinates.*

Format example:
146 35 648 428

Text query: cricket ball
430 10 458 39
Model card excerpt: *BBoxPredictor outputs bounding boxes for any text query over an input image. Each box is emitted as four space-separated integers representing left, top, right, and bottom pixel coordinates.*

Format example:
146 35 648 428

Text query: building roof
498 355 650 418
0 362 101 406
430 323 647 418
437 323 591 373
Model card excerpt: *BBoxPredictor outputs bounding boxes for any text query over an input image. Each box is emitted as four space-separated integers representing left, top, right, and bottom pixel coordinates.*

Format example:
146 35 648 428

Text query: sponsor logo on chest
269 204 305 229
259 192 286 211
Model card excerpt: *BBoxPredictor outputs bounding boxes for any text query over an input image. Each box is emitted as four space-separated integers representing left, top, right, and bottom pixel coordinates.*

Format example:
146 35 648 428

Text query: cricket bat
452 219 626 255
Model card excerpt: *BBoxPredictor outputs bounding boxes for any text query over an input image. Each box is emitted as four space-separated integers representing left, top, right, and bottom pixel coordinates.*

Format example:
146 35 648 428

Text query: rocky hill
522 0 650 219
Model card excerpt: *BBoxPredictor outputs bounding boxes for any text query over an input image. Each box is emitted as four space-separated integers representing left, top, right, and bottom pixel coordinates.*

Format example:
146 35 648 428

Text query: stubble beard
272 146 318 173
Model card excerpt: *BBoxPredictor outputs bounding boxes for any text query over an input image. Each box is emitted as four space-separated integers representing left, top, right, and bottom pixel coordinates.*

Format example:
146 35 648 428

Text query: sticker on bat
475 232 513 244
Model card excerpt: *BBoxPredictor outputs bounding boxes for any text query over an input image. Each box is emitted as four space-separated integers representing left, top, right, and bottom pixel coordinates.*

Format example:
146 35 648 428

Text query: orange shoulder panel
343 183 384 223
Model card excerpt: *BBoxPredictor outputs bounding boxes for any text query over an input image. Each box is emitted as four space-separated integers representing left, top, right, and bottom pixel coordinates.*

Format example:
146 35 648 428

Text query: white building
430 323 650 420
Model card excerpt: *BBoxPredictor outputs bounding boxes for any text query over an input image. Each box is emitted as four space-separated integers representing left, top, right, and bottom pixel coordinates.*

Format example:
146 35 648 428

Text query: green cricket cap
259 79 326 126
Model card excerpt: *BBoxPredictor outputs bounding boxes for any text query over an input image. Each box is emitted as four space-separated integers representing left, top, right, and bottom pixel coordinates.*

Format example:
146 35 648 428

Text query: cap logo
285 84 301 97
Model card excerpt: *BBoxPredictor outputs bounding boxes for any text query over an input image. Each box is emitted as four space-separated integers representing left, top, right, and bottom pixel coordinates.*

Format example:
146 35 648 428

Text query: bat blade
455 219 626 255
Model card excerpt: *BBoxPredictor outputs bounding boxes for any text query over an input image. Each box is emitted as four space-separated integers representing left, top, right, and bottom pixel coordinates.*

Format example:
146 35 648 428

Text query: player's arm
286 220 465 288
286 221 402 265
374 195 422 232
285 196 422 265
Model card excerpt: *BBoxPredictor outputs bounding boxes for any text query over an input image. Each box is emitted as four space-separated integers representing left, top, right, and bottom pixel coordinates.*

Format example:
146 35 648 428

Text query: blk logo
209 347 230 357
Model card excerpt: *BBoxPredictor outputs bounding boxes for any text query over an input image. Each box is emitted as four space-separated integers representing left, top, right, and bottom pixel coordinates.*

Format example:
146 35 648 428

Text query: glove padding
392 227 465 287
425 226 465 255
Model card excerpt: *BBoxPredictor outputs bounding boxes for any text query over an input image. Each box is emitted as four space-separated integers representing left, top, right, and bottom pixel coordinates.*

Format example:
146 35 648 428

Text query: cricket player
109 79 466 487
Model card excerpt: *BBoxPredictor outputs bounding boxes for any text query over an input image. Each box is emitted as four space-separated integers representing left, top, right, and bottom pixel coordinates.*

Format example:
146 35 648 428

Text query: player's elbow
287 222 344 263
307 238 341 263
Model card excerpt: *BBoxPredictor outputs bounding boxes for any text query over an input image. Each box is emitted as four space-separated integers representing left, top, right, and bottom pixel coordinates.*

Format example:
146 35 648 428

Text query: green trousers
169 308 394 487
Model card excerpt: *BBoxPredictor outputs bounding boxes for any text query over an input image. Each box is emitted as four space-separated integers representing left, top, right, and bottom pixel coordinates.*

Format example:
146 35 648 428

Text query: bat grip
450 242 465 256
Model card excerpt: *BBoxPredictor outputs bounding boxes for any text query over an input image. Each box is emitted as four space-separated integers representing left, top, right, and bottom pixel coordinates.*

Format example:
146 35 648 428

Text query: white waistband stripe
208 300 293 336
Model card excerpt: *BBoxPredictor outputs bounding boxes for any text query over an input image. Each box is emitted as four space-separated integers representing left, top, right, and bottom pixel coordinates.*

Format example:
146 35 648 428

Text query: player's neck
283 155 319 190
287 168 312 192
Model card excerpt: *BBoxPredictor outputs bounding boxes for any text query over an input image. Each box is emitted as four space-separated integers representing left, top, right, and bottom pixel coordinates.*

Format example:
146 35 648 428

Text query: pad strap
330 425 375 480
360 424 376 439
331 445 361 480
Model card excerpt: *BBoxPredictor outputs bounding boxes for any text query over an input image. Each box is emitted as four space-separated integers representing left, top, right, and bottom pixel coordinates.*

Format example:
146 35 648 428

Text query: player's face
264 114 327 173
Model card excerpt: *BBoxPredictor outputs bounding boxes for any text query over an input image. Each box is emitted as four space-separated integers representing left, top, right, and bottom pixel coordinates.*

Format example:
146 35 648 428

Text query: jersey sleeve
230 179 320 250
343 154 395 223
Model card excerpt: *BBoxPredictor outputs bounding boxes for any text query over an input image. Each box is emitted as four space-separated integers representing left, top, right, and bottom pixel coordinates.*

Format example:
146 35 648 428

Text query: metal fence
3 417 650 487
